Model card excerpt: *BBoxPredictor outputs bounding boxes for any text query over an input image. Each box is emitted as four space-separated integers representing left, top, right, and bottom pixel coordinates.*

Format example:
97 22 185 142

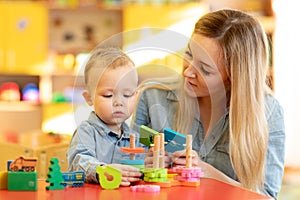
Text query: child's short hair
84 47 135 93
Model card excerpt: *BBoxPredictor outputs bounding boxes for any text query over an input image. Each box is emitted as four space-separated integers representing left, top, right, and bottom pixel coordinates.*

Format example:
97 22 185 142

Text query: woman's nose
183 64 196 78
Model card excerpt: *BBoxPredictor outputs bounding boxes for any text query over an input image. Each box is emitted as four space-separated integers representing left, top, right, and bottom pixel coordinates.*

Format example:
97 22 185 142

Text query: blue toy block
8 171 38 191
164 128 186 153
7 160 13 171
140 125 159 147
120 159 145 165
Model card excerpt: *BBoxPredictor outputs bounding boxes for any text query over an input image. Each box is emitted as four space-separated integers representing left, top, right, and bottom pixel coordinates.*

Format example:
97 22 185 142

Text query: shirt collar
88 111 131 139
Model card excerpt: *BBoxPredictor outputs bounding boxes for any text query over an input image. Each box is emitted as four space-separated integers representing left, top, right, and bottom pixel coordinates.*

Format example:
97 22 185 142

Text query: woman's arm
263 97 285 198
172 150 241 187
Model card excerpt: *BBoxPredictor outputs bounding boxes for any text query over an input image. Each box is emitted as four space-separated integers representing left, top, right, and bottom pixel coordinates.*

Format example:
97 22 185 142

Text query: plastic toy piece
9 156 37 172
7 160 13 171
140 125 159 146
163 128 186 153
120 159 144 165
96 165 121 189
143 168 168 182
120 134 145 153
46 157 65 190
120 147 145 153
61 170 85 187
170 134 204 185
0 171 8 190
120 134 146 168
130 184 160 192
8 171 37 191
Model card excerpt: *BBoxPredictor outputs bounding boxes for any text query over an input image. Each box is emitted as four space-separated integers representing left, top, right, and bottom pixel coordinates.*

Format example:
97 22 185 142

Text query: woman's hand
144 147 172 168
171 150 240 187
107 164 142 186
171 149 201 167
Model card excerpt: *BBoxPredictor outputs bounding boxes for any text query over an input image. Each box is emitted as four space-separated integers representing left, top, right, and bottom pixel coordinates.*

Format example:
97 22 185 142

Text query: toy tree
46 157 65 190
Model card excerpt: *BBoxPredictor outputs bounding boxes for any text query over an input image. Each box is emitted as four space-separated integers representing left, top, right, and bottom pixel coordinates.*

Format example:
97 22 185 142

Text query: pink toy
130 185 160 192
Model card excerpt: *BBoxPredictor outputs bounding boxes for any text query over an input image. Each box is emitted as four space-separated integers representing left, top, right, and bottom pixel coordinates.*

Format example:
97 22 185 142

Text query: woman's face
183 34 229 98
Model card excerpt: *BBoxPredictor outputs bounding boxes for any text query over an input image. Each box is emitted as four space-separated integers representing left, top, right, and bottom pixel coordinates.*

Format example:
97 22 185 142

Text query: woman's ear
82 90 93 106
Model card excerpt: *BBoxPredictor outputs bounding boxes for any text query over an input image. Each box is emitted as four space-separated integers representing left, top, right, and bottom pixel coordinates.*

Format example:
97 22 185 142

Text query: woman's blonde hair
135 8 271 191
138 9 270 191
190 9 270 191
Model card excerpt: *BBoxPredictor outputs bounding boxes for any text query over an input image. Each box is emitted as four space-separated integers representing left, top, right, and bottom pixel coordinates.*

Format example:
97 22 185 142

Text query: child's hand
144 147 172 168
107 164 142 186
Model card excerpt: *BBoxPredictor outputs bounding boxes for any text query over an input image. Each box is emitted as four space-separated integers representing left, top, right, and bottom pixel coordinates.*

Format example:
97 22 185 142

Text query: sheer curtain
273 0 300 167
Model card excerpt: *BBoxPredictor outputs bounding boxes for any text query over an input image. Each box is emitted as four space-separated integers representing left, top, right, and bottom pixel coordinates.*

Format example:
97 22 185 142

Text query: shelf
0 101 41 111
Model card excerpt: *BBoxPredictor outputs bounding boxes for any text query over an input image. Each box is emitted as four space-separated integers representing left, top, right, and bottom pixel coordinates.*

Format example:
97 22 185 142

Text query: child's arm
67 123 107 183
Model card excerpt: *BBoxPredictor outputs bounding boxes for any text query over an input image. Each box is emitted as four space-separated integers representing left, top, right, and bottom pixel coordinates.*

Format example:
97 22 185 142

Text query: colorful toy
130 184 160 192
171 135 204 187
139 134 204 188
0 171 8 190
163 128 186 153
139 125 159 147
9 156 37 172
96 165 122 190
139 126 186 153
46 157 65 190
22 83 39 103
61 170 85 187
8 171 38 191
0 82 20 101
142 134 168 184
120 134 145 169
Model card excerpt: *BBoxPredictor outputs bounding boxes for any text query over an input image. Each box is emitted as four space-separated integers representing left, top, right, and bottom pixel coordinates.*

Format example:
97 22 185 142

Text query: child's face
92 64 138 128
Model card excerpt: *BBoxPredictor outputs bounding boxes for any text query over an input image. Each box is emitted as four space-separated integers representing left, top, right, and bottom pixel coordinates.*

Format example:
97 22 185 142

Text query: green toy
8 171 37 191
143 168 168 182
96 165 121 189
46 157 65 190
140 125 159 147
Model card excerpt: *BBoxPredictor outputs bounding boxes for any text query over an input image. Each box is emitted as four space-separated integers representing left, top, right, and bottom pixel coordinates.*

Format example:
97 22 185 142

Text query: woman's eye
185 50 192 58
123 92 135 98
200 66 211 76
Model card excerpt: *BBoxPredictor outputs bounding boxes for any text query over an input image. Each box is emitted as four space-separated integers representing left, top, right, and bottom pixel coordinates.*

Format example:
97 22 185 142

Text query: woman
131 9 285 198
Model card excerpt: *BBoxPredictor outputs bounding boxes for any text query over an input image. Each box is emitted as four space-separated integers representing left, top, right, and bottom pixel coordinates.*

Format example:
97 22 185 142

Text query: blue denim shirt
131 88 285 198
67 111 146 183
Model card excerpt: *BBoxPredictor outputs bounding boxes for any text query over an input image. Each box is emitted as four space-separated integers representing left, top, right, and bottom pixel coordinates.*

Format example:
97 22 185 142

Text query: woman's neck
198 95 227 137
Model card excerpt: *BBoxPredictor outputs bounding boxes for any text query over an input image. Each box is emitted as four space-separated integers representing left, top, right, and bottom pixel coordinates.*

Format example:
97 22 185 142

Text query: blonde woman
131 9 285 198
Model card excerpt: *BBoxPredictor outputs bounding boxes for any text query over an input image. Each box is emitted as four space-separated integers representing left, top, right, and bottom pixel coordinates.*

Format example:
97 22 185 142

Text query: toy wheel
30 167 35 171
24 167 30 172
12 166 18 172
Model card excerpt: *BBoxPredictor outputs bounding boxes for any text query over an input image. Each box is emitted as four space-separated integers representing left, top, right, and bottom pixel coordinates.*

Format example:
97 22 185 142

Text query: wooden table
0 178 272 200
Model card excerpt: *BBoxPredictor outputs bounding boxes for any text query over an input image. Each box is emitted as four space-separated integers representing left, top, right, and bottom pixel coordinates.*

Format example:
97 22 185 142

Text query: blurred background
0 0 299 199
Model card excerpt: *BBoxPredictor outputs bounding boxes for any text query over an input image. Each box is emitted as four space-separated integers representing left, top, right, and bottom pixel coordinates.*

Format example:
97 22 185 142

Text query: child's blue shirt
67 111 146 183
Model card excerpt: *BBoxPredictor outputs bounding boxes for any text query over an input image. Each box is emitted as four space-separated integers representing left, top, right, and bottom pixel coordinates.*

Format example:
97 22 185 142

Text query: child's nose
113 96 124 106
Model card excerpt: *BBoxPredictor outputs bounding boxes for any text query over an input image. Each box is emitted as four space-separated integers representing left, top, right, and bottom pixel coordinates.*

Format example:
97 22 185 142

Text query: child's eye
102 94 113 98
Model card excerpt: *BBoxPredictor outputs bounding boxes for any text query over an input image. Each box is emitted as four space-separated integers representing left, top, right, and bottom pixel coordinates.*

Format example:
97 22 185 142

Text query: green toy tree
46 157 65 190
